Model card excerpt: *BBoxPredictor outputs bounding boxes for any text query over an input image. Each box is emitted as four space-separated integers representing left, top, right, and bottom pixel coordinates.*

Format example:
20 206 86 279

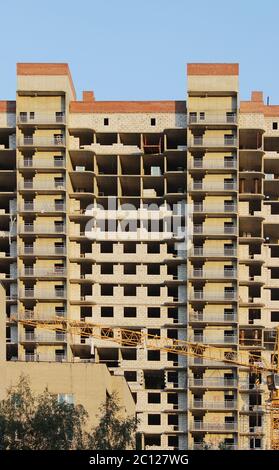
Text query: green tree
201 442 212 450
89 391 138 450
0 375 137 450
0 375 88 450
218 441 230 450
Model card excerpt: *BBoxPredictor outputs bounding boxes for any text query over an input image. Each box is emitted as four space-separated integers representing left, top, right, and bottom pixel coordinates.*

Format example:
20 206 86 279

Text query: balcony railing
192 334 238 344
20 310 66 320
19 181 65 190
242 426 264 434
193 225 237 235
190 182 237 191
241 404 265 412
20 289 66 299
189 291 237 301
20 267 66 277
193 203 237 213
189 269 237 279
20 224 65 234
189 159 237 169
17 136 65 146
191 400 237 410
25 353 37 362
188 357 230 367
239 381 264 390
20 202 65 212
18 158 65 169
190 421 237 431
25 354 67 362
189 313 237 323
22 332 66 342
189 378 237 388
189 247 237 257
188 113 237 125
6 294 17 301
17 113 65 125
240 337 263 347
20 246 66 255
189 136 237 147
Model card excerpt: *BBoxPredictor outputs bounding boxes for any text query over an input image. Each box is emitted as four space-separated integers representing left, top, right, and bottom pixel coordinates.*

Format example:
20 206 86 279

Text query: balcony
189 269 237 279
239 381 264 391
188 112 237 126
17 136 65 147
192 334 238 345
6 294 17 301
240 404 265 413
25 353 37 362
189 312 237 323
190 400 237 410
17 112 65 125
240 426 264 435
193 225 237 236
190 421 237 432
189 291 237 301
20 309 66 320
239 333 263 348
193 203 237 213
189 182 237 191
25 353 67 362
19 246 66 256
188 159 237 170
20 202 65 212
20 267 66 277
18 158 65 169
21 332 66 343
189 247 237 257
188 357 232 367
188 378 237 388
19 181 65 191
20 289 66 299
20 224 66 234
188 136 237 148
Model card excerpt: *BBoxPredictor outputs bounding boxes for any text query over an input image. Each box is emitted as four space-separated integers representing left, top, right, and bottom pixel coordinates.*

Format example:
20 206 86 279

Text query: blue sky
1 0 279 103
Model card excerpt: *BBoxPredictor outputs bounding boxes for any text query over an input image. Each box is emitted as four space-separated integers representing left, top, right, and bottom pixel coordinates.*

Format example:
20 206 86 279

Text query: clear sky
1 0 279 103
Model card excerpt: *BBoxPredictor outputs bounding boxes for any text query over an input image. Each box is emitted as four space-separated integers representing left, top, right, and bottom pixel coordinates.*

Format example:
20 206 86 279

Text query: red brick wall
70 100 186 114
187 63 239 76
0 101 16 112
82 91 95 102
251 91 263 103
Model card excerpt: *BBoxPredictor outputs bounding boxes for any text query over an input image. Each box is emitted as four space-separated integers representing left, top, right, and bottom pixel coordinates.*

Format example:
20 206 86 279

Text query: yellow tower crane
11 316 279 450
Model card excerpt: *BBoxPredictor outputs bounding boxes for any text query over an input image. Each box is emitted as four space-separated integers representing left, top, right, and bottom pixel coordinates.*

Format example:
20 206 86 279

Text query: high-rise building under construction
0 62 278 450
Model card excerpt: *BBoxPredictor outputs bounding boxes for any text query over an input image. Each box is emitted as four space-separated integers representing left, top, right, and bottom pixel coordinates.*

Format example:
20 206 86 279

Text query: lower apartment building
0 283 135 428
0 62 278 449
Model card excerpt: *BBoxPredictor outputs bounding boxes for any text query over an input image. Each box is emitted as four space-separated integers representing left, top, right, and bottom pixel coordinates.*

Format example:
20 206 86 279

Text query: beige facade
0 63 278 450
0 360 135 428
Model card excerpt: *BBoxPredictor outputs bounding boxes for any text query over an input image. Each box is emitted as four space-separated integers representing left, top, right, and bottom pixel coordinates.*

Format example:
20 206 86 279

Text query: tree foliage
89 392 138 450
0 375 137 450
